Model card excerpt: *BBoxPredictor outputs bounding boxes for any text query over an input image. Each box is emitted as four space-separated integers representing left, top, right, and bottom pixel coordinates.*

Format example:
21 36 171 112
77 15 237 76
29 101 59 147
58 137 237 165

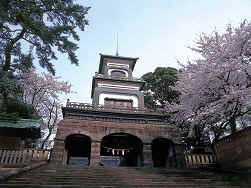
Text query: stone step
0 181 215 185
1 164 250 188
10 176 218 181
11 172 216 177
0 184 244 188
5 178 217 182
32 171 216 177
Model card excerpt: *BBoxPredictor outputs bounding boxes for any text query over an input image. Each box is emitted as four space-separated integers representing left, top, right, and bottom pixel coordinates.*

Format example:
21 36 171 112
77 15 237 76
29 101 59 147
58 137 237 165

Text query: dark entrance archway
152 138 177 168
100 133 143 167
65 134 91 165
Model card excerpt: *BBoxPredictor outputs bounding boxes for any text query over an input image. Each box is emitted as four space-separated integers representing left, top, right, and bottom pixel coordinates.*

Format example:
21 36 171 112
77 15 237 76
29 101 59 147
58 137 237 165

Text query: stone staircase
0 164 250 187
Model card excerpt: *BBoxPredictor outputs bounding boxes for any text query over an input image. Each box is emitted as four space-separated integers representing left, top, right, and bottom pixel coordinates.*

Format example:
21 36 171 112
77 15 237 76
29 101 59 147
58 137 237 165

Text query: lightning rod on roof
116 33 119 56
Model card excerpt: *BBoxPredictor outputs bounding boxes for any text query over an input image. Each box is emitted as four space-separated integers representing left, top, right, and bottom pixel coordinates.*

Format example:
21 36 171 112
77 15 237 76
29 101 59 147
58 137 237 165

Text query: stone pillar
50 139 65 164
90 141 101 166
175 144 185 168
143 143 153 167
63 149 68 164
167 145 177 168
20 140 25 150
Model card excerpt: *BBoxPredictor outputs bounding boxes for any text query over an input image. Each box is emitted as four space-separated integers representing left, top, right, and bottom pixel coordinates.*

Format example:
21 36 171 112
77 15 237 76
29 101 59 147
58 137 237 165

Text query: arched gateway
51 53 184 167
65 134 91 165
152 138 177 167
100 133 143 166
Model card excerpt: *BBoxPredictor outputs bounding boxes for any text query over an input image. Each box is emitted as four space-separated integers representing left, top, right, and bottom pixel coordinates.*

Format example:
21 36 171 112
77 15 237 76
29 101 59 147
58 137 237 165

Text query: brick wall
51 118 185 167
214 126 251 169
55 119 181 143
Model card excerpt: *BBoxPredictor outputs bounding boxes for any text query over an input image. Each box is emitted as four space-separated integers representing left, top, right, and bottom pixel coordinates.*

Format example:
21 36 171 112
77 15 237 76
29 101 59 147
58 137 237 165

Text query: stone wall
51 118 184 167
214 126 251 169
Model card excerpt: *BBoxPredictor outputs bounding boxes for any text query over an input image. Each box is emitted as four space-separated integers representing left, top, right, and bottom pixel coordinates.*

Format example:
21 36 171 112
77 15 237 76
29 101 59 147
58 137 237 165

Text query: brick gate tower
51 54 184 167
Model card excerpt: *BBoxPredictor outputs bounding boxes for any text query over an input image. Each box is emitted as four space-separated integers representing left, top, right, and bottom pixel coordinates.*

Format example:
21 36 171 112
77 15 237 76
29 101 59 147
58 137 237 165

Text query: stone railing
66 101 166 115
94 73 143 82
185 154 216 168
0 149 50 166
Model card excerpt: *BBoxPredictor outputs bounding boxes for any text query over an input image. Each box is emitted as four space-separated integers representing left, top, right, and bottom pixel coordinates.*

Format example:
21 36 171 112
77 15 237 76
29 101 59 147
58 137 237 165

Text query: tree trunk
213 132 219 142
3 29 26 72
41 130 52 150
230 118 237 133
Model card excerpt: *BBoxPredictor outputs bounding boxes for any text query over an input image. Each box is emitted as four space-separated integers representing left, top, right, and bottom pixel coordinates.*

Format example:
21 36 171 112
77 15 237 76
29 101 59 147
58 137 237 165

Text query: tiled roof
0 118 41 129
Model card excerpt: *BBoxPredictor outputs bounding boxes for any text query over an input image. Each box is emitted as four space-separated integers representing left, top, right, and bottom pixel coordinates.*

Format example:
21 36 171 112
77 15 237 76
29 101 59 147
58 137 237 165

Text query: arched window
111 70 126 78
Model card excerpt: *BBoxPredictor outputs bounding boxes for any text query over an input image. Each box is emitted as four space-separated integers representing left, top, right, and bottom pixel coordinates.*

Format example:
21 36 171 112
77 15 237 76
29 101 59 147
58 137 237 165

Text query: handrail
94 73 143 82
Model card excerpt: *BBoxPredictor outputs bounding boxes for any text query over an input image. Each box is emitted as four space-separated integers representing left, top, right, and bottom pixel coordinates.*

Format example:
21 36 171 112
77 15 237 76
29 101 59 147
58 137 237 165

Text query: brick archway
151 137 177 168
64 130 91 139
100 132 143 167
65 134 91 165
52 119 184 167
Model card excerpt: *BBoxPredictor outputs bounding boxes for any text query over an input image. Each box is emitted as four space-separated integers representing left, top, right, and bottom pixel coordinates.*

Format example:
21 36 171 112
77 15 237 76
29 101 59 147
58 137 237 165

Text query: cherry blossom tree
169 21 251 141
39 99 61 149
21 69 72 149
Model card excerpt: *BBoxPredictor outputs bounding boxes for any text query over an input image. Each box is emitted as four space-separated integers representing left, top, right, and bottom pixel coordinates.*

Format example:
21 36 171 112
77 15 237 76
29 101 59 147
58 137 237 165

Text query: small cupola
91 53 145 109
98 54 139 78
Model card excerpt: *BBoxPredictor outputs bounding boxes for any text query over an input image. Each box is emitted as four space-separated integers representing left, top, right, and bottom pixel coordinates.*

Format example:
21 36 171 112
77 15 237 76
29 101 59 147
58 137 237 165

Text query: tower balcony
65 100 166 115
94 73 143 82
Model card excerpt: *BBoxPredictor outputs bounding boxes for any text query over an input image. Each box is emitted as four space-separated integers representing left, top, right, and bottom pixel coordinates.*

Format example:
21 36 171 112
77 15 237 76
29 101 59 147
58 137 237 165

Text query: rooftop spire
116 33 119 56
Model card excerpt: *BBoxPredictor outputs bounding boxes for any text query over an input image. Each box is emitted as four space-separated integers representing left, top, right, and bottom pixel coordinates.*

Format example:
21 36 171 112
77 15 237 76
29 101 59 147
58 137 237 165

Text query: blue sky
52 0 251 104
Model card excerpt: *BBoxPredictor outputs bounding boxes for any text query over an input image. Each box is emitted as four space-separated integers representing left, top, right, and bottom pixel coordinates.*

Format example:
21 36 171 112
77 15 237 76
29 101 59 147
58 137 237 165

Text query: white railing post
185 154 216 168
0 148 50 165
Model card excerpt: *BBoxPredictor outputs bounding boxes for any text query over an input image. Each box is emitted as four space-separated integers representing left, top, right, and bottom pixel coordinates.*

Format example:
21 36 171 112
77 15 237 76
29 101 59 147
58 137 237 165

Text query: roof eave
98 53 139 73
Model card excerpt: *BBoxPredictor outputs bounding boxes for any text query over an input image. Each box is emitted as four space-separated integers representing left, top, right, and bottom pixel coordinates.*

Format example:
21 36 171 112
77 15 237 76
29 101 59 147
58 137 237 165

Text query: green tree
0 71 22 99
141 67 179 108
0 0 90 75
